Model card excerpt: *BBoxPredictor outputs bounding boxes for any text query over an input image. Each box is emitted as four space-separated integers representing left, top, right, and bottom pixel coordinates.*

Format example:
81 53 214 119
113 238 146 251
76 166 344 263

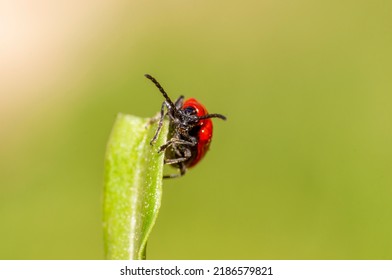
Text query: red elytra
145 74 226 179
181 98 213 168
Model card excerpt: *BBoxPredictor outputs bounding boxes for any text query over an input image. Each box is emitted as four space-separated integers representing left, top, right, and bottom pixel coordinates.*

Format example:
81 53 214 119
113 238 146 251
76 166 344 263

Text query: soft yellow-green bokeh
1 0 392 259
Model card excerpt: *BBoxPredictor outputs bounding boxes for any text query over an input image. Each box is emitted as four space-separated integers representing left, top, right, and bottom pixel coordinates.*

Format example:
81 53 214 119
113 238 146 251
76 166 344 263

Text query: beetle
145 74 226 178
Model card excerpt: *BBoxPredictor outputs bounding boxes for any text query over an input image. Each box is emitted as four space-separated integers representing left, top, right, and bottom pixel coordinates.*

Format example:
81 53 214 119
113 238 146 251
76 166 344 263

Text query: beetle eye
183 106 197 116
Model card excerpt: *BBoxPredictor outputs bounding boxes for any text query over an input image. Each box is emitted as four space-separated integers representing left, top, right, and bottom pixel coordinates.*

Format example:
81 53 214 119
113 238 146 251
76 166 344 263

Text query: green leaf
103 113 168 260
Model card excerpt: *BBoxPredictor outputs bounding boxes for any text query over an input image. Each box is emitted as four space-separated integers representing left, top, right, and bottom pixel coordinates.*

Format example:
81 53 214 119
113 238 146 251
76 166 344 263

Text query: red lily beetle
145 74 226 178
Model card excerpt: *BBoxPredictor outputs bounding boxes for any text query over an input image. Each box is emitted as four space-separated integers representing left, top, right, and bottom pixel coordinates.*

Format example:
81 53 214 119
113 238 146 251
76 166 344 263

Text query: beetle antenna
199 113 227 121
145 74 176 110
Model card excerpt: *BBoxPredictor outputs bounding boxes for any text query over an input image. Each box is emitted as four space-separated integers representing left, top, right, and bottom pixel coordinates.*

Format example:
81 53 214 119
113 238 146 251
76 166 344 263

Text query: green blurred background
1 0 392 259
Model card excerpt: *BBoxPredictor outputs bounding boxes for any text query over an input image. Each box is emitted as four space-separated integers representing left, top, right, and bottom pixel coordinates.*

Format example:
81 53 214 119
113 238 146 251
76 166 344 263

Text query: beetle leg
164 147 191 165
150 101 166 145
163 162 187 179
158 138 196 153
174 95 184 109
180 162 187 176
